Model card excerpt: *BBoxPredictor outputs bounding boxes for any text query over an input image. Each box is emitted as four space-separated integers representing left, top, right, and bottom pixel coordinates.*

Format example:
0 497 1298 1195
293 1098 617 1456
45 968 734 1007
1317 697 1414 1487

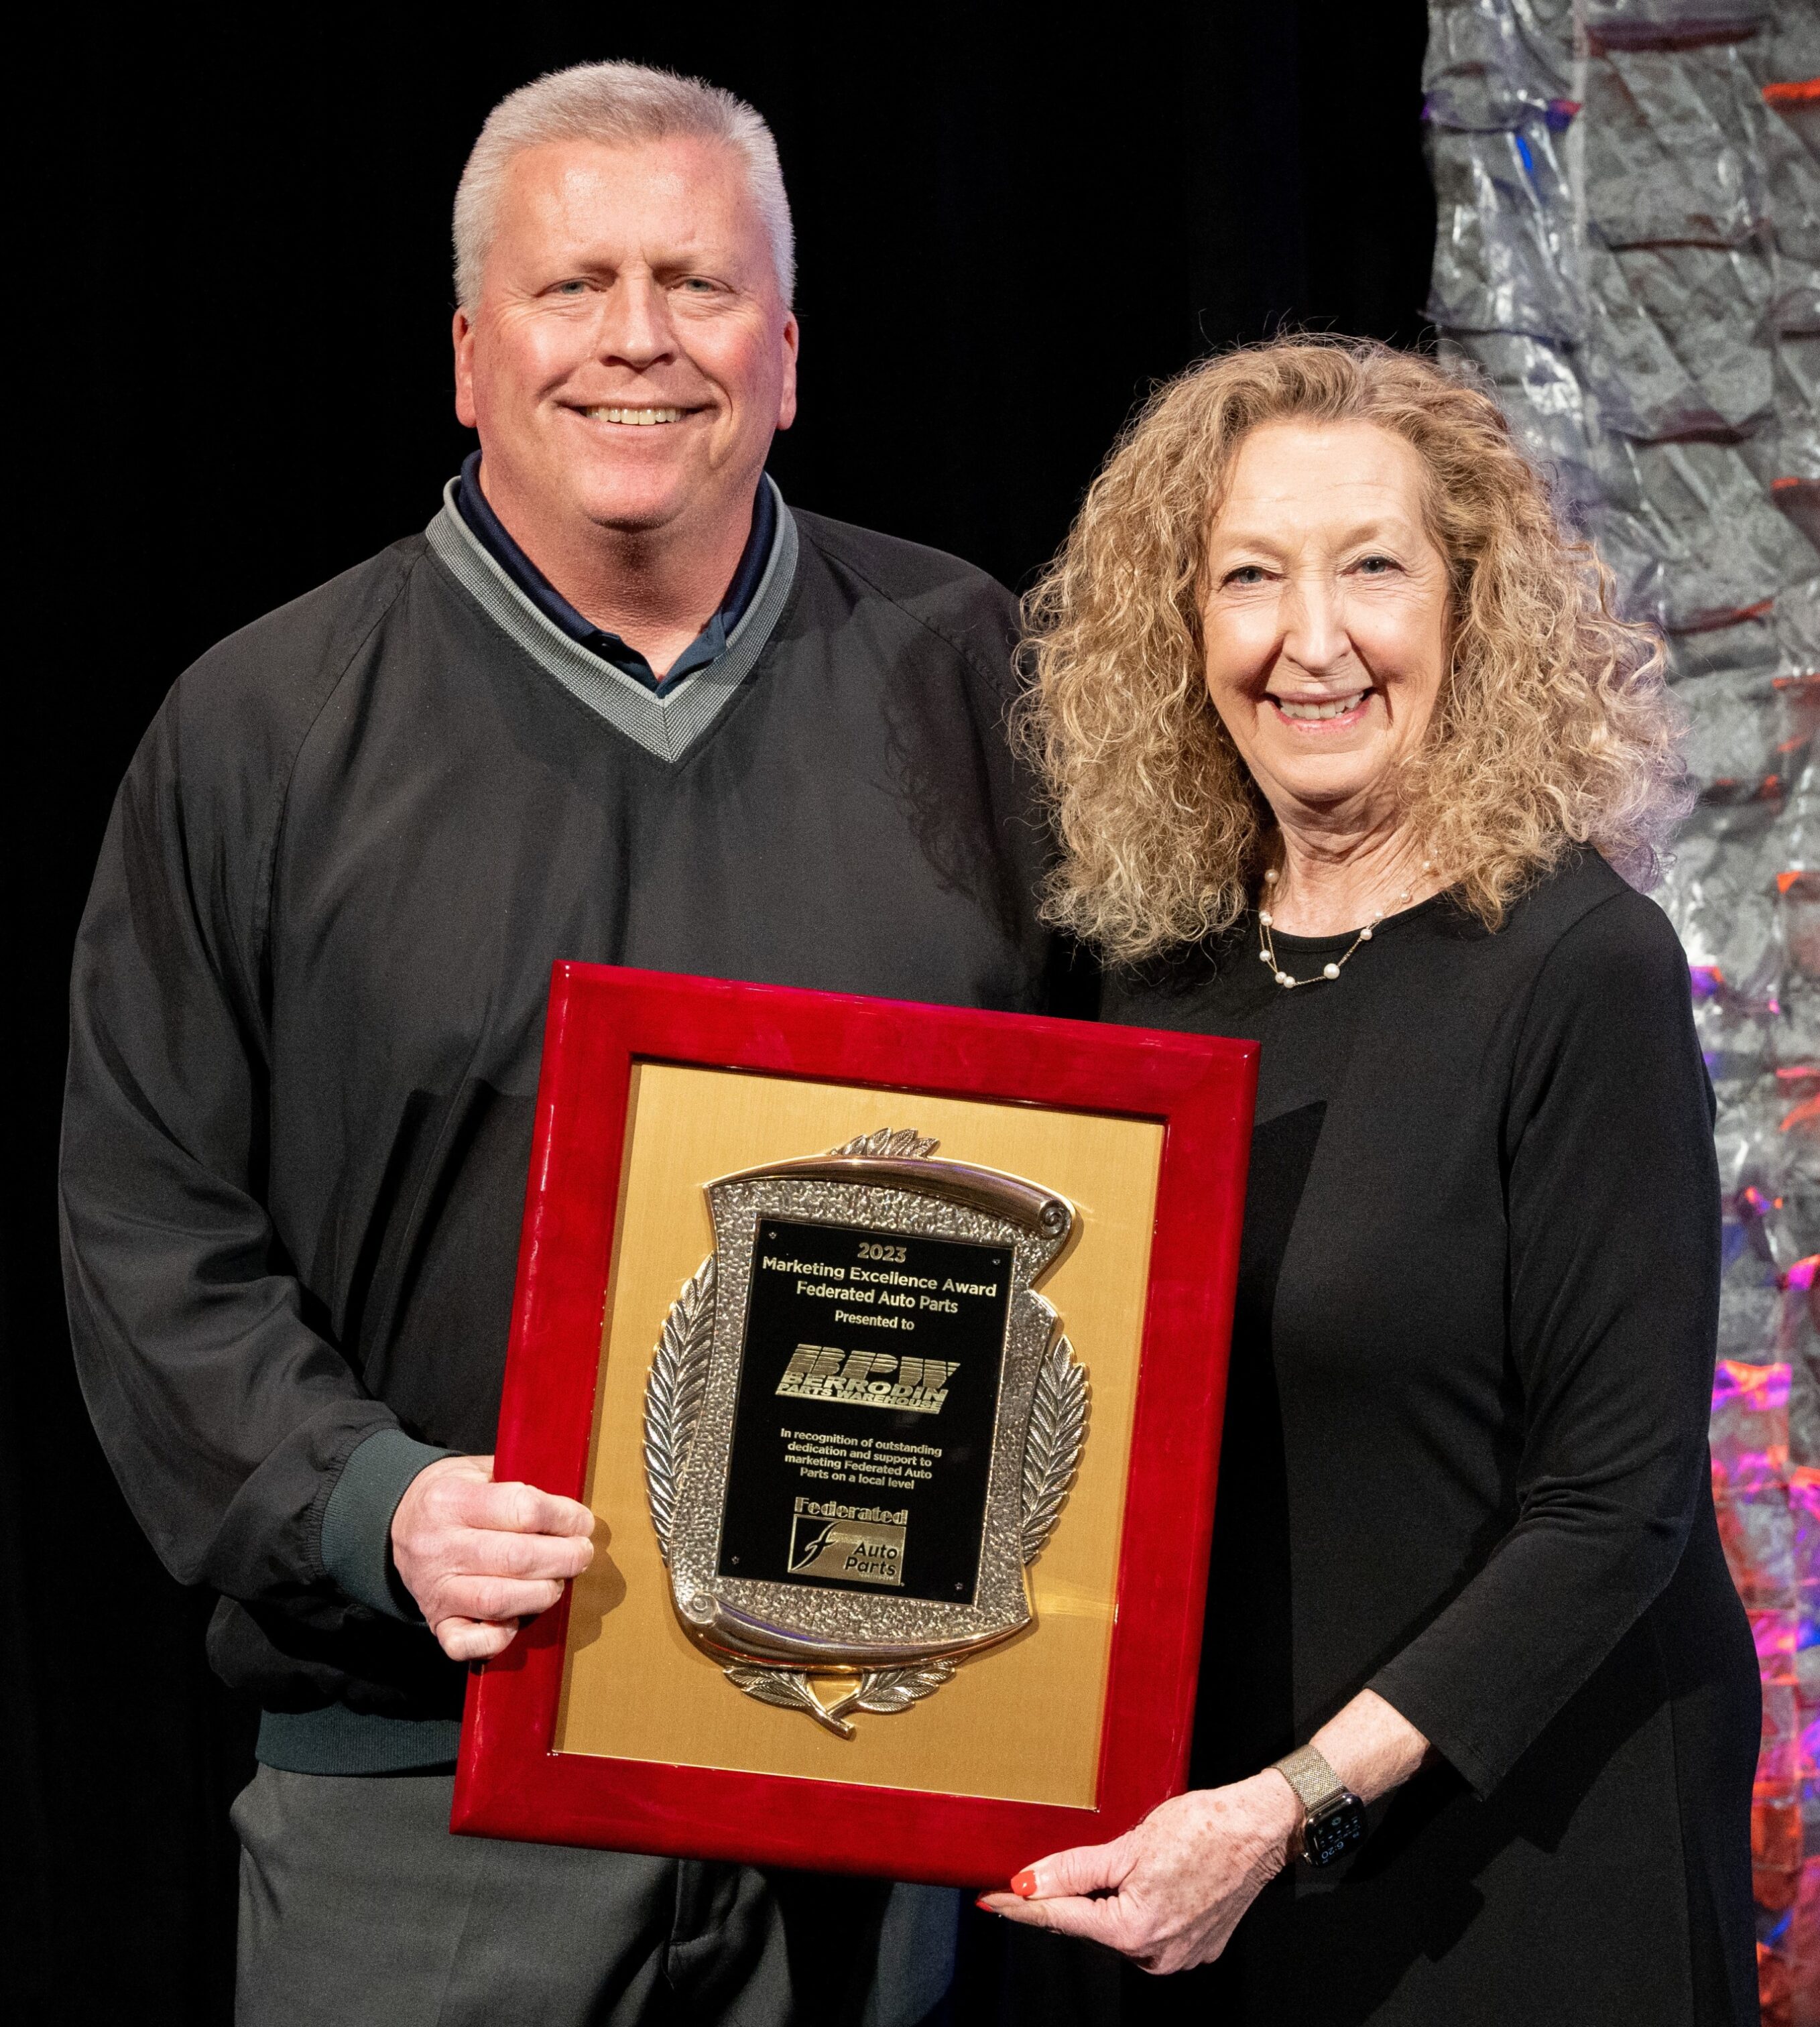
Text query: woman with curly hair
977 340 1758 2025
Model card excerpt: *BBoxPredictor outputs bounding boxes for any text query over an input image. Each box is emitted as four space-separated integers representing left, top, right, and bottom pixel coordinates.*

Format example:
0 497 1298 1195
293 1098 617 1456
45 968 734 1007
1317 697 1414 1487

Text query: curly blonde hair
1019 337 1687 963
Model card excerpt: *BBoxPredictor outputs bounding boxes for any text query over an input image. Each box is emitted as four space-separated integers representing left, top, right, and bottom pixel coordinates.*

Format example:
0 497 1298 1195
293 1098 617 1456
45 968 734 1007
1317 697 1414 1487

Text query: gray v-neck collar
425 474 799 763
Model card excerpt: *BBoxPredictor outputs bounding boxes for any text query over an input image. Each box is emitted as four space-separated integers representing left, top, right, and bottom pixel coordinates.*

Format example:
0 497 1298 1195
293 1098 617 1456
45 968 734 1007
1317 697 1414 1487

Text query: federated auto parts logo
776 1345 957 1414
788 1498 908 1586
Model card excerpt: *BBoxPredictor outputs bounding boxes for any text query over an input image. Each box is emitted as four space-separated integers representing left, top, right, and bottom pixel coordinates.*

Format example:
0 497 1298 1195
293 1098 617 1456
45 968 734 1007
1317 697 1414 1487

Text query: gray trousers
233 1767 957 2027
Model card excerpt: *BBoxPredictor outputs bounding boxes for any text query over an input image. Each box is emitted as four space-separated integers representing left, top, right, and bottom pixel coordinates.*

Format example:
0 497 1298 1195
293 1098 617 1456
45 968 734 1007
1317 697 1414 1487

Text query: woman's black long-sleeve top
1038 855 1759 2026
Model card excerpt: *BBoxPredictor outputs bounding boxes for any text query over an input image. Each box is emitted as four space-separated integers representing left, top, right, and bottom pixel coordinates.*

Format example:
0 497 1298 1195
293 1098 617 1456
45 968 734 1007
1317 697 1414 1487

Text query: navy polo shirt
453 450 778 696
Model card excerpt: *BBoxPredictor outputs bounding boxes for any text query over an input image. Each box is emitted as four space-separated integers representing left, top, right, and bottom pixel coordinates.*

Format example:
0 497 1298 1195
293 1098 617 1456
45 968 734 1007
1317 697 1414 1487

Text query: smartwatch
1272 1744 1368 1867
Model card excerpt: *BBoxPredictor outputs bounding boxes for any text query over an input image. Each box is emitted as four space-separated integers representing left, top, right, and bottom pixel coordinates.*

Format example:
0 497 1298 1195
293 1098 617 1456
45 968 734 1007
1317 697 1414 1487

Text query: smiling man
447 101 800 714
60 62 1055 2027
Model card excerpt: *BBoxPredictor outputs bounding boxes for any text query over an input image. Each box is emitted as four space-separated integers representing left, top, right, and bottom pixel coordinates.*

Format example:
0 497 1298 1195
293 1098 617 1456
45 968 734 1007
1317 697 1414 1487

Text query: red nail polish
974 1895 994 1911
1010 1868 1037 1897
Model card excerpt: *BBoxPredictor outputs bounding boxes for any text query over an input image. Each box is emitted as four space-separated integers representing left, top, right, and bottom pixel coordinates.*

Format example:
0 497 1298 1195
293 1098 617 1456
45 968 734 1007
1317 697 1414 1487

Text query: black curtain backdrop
10 8 1433 2019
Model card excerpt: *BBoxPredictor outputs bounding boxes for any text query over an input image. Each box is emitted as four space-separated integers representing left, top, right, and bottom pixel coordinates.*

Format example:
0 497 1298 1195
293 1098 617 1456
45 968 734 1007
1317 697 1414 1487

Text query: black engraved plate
716 1217 1014 1605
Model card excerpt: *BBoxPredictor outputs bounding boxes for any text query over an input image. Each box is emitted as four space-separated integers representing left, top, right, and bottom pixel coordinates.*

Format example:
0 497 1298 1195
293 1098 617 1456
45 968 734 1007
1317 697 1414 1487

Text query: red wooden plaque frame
452 963 1256 1887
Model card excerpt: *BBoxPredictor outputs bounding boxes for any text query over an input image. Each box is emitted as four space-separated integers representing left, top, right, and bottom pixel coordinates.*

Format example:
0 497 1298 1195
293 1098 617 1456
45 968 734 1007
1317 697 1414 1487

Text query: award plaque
646 1133 1087 1736
453 965 1255 1887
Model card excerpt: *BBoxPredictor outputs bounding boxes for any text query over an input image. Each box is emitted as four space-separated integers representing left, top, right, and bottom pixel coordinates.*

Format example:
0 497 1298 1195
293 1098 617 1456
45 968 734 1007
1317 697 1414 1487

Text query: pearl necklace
1257 859 1435 990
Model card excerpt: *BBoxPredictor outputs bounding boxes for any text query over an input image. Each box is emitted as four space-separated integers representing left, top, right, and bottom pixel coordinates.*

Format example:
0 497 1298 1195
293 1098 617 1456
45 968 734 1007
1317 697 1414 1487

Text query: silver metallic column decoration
1424 0 1819 1989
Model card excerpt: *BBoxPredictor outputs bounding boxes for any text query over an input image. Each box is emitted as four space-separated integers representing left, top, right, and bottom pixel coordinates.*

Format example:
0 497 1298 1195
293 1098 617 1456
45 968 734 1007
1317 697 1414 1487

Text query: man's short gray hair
453 61 795 311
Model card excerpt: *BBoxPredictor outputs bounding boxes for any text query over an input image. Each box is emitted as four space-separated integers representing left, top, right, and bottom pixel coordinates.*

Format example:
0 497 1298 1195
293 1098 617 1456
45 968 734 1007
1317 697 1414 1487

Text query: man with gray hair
61 60 1056 2026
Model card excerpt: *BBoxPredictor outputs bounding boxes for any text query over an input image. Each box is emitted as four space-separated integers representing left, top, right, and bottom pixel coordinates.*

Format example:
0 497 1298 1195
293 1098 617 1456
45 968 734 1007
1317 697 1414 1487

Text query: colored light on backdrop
1424 0 1820 2014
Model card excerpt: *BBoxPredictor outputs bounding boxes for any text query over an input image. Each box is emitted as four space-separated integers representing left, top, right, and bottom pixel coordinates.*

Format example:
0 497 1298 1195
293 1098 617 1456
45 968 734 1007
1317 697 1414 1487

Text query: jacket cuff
320 1428 454 1621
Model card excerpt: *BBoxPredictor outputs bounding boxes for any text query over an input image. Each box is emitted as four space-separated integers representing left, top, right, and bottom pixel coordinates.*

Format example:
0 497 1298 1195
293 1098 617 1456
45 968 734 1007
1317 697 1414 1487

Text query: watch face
1305 1795 1368 1867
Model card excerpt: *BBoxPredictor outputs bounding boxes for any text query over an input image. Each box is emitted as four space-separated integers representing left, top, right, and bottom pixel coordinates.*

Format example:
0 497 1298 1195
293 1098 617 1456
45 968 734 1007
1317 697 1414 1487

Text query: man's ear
453 310 479 429
776 312 800 432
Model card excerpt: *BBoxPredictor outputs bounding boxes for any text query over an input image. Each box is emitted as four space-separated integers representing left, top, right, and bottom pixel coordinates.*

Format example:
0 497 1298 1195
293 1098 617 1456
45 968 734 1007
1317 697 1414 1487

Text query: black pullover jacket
60 485 1060 1772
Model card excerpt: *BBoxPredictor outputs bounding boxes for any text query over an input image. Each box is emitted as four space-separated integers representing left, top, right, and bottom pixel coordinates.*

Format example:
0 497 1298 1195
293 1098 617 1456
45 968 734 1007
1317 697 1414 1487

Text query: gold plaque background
553 1064 1162 1807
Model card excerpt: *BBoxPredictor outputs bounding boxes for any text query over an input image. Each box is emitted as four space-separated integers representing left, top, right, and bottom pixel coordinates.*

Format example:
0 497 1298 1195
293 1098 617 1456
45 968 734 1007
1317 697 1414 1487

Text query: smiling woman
1195 418 1453 943
985 339 1760 2027
1020 339 1686 960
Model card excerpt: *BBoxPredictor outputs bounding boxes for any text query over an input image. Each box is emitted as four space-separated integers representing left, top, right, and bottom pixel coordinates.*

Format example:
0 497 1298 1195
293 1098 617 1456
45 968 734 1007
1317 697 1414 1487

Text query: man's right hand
390 1453 596 1661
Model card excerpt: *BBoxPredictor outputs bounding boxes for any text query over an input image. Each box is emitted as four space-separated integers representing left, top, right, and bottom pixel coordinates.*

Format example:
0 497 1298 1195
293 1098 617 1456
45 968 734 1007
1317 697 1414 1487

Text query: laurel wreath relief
1020 1318 1089 1567
642 1255 717 1565
641 1133 1089 1737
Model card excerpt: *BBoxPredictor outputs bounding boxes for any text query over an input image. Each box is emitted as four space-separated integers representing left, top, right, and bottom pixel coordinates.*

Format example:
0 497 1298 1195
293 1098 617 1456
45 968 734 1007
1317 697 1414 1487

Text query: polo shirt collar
452 450 778 697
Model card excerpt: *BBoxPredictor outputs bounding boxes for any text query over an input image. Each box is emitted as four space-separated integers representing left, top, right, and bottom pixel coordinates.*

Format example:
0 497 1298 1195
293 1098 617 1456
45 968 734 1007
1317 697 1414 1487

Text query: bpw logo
776 1346 957 1414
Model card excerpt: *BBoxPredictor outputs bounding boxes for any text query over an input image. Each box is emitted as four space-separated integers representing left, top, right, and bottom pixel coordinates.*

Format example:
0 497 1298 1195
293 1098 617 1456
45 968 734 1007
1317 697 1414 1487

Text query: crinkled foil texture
1425 1 1819 2000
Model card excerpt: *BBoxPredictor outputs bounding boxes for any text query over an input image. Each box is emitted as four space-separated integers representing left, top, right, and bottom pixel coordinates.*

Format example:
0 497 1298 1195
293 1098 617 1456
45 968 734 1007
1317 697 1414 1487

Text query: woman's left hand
977 1770 1301 1973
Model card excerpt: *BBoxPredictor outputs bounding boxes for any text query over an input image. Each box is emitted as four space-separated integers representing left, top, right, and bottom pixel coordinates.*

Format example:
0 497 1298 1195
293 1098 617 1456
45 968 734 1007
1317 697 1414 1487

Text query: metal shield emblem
643 1129 1089 1735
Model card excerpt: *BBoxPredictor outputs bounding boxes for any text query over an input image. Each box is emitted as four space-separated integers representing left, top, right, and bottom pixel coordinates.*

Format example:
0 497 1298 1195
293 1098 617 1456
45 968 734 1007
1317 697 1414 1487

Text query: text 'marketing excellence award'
645 1129 1087 1737
452 965 1256 1887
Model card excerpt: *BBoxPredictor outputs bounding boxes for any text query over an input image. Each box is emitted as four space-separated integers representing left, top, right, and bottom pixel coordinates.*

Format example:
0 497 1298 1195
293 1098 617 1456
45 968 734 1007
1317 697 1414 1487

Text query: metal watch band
1272 1743 1348 1817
